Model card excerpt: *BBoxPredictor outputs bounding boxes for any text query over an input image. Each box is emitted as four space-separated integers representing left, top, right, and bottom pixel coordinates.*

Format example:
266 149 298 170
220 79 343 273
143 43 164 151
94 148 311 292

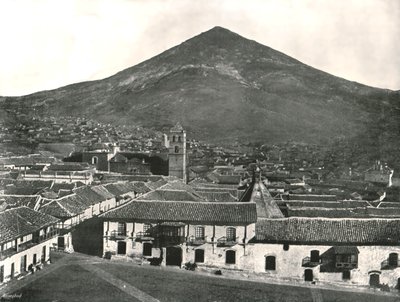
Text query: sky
0 0 399 96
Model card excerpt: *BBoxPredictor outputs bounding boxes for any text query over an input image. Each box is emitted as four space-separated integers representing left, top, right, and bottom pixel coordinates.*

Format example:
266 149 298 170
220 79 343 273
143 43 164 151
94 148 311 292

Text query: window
226 227 236 241
143 243 152 256
389 253 398 266
172 136 176 142
342 270 351 280
265 256 276 270
117 222 126 236
226 250 236 264
195 249 205 263
310 250 320 263
92 156 98 165
175 146 179 153
195 226 205 240
283 244 289 251
0 265 3 283
33 254 37 265
143 223 152 233
178 136 181 142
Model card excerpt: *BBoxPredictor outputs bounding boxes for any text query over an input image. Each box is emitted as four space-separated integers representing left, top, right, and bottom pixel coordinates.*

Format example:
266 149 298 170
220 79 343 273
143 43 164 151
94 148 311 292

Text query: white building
101 200 257 268
0 207 59 284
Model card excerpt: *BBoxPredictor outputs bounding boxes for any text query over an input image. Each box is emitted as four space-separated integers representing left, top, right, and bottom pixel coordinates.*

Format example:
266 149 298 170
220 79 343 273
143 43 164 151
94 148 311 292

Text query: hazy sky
0 0 399 96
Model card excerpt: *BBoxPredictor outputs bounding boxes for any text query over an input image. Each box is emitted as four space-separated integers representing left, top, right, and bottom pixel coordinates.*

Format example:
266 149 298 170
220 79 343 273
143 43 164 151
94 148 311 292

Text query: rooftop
255 217 400 245
101 200 257 225
0 207 59 244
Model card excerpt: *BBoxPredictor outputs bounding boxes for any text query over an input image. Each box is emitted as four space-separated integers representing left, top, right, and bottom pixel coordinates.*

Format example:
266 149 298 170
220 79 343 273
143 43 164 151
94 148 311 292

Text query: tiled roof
73 186 105 205
196 191 238 203
101 201 257 225
98 174 164 183
104 181 150 196
140 190 204 202
0 195 40 209
5 180 53 195
47 162 93 171
288 194 337 201
255 217 400 245
285 200 370 209
40 194 87 217
39 200 74 218
90 185 114 199
130 182 152 194
193 187 238 197
50 182 76 193
189 181 238 189
287 207 358 218
0 207 59 244
145 179 168 190
206 172 241 185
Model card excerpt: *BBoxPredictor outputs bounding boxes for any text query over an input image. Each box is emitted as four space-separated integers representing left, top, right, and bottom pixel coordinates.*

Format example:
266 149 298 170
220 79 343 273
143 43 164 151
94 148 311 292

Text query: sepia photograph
0 0 400 301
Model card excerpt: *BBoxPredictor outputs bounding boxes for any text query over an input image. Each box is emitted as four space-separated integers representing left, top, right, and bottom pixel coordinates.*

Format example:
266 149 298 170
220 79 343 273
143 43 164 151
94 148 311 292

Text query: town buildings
0 207 59 284
1 123 400 292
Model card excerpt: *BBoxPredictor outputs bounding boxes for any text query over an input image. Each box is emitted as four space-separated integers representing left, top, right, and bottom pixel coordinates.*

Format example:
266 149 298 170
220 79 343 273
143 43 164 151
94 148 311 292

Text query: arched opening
195 249 205 263
389 253 398 266
265 256 276 271
178 136 181 142
226 227 236 241
172 136 176 142
117 241 126 255
174 146 179 153
143 243 152 256
226 250 236 264
92 156 98 165
369 273 380 287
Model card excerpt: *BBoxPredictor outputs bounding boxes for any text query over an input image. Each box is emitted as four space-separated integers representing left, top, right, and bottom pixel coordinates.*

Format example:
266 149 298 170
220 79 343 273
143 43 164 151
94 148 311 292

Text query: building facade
0 207 59 284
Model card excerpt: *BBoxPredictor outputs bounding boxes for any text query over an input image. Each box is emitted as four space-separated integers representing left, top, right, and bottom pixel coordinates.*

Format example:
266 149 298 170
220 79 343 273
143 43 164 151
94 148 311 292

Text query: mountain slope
1 26 399 147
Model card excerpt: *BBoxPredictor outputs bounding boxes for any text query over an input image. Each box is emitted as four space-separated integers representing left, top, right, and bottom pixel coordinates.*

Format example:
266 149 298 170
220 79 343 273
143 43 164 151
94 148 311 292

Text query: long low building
0 207 59 284
251 217 400 287
101 200 257 268
98 179 400 290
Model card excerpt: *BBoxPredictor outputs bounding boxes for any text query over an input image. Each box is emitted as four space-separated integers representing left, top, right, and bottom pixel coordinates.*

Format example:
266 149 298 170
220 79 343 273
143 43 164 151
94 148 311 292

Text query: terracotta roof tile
255 217 400 244
0 207 59 244
101 201 257 225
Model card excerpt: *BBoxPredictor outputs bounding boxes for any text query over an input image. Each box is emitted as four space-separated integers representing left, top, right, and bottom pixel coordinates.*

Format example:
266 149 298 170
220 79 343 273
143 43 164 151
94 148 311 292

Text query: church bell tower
168 122 187 182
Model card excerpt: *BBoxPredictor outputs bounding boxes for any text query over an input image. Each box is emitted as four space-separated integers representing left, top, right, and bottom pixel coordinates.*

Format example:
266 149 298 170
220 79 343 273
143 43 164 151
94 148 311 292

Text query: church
81 123 187 182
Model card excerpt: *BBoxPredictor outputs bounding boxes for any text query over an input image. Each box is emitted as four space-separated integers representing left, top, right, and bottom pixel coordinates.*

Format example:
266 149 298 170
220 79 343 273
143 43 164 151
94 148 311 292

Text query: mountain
1 26 399 150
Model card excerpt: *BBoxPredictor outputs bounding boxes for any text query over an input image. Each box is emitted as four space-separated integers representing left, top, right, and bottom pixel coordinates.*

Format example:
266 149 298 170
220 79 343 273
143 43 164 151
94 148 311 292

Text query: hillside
1 26 399 149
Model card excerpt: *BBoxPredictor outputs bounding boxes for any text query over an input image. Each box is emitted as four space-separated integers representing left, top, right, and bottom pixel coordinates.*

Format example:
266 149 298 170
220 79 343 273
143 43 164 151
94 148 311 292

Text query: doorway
166 247 182 266
369 274 380 287
20 255 27 272
304 269 313 281
10 263 14 279
42 245 46 262
117 241 127 255
58 236 65 250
